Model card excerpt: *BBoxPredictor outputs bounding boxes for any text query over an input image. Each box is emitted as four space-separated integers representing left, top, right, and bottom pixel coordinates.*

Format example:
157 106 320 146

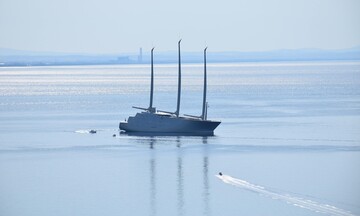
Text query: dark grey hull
119 112 221 136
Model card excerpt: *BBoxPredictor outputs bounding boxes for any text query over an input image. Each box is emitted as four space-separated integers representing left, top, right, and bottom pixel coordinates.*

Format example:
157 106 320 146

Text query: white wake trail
217 174 355 216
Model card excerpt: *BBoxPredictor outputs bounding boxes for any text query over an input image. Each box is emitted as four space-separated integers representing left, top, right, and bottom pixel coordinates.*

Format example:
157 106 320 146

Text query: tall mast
149 47 155 110
175 39 182 117
201 47 208 120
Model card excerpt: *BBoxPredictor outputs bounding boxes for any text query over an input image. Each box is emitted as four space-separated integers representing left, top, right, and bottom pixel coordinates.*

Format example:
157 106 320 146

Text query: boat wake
216 174 355 216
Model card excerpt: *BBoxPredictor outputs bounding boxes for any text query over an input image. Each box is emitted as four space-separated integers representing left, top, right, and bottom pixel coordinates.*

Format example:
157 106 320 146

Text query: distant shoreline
1 59 360 68
1 47 359 67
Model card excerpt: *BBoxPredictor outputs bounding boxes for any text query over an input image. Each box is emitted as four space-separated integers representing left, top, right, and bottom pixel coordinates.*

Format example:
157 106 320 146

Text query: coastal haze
1 47 360 66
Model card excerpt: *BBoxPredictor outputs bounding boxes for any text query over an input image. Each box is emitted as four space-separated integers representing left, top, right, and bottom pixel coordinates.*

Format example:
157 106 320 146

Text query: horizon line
1 45 360 56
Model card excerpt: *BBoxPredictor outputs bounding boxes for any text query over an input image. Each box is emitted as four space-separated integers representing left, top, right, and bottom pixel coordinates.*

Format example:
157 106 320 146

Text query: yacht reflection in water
202 137 211 216
149 137 157 216
143 136 211 216
176 137 184 216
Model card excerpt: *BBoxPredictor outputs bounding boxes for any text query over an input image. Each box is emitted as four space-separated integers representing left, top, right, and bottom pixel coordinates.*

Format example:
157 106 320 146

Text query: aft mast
175 39 182 117
133 47 156 113
149 47 155 113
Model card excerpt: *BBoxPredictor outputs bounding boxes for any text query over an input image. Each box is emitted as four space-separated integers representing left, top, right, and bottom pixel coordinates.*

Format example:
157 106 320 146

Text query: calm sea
0 61 360 216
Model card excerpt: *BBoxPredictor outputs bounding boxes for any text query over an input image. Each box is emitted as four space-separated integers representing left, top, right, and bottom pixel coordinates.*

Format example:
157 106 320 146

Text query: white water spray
216 174 355 216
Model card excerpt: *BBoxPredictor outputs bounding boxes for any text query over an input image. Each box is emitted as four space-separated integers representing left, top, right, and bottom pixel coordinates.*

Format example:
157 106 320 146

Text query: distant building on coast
138 47 143 63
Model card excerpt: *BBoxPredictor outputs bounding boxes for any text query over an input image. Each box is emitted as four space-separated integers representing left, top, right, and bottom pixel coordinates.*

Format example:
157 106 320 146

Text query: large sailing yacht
119 40 221 135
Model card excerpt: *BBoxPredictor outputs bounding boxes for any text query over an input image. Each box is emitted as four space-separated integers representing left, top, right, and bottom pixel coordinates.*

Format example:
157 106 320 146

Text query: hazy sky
0 0 359 53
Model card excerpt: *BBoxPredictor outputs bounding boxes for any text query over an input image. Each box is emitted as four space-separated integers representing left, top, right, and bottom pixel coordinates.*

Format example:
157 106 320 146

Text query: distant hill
208 48 360 63
0 48 86 56
0 47 359 67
